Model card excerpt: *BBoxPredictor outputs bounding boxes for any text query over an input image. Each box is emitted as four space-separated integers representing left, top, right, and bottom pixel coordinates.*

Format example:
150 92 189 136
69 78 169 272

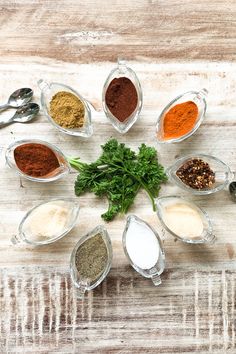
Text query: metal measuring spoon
0 103 39 127
229 182 236 202
0 88 33 111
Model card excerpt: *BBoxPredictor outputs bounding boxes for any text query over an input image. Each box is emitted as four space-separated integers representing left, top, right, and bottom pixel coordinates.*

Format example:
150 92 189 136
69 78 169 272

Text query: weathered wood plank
0 60 236 352
0 267 235 353
1 0 236 62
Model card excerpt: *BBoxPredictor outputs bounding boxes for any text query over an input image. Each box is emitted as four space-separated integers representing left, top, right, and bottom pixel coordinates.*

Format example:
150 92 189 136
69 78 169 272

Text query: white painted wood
0 59 235 352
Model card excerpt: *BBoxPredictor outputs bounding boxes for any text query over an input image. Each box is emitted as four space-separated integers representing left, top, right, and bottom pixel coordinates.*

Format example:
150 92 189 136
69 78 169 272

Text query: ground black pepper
75 234 108 282
176 158 215 190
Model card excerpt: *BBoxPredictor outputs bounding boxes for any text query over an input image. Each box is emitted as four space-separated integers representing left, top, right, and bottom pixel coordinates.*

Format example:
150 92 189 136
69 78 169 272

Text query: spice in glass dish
125 218 160 269
75 234 108 283
163 101 198 140
105 77 138 122
162 202 204 240
176 158 215 190
20 200 77 243
14 143 60 177
49 91 85 129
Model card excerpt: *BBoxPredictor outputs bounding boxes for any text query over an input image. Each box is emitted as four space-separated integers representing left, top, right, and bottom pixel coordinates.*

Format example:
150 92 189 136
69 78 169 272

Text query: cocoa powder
105 77 138 122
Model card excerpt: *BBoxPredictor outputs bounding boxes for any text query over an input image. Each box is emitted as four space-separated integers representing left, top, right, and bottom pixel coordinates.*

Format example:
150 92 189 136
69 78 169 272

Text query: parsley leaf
69 139 167 221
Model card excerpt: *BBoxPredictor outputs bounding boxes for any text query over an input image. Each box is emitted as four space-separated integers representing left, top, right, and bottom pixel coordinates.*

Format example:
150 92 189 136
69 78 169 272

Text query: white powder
125 220 160 269
24 201 72 242
162 203 204 239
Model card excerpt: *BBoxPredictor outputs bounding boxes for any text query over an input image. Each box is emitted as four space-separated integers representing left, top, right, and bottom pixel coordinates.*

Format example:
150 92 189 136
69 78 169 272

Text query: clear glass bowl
70 225 113 299
166 154 232 195
102 59 143 134
5 139 70 182
122 215 165 286
38 80 93 138
156 88 207 143
11 199 79 246
155 196 215 244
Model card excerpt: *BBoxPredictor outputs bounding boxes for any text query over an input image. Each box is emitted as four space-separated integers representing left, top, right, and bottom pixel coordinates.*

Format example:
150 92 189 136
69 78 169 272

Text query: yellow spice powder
49 91 85 129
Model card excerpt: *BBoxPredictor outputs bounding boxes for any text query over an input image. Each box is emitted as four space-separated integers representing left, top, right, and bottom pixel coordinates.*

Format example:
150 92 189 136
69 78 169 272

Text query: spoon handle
0 103 9 112
0 118 14 127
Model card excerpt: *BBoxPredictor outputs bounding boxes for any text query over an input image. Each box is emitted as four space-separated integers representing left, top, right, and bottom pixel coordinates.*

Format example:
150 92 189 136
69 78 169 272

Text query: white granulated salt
125 220 160 269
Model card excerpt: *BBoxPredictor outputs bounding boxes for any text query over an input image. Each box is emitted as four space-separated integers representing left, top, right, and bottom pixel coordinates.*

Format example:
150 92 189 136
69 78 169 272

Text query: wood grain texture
0 60 236 353
1 0 236 352
0 267 235 353
1 0 236 62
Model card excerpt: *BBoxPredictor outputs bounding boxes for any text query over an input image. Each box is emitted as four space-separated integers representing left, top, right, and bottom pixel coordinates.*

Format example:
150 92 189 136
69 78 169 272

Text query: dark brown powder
105 77 138 122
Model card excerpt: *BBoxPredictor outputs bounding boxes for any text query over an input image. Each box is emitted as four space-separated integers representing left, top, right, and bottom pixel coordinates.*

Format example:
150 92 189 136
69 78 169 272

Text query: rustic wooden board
1 0 236 63
0 60 236 353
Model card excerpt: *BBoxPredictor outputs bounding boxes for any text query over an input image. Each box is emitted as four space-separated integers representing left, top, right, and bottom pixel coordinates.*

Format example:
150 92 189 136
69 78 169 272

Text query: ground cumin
49 91 85 129
105 77 138 122
163 101 198 140
14 143 60 177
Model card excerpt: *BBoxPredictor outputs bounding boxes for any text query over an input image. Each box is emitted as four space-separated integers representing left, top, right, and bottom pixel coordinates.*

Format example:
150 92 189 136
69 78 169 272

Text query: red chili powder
14 143 60 177
105 77 138 122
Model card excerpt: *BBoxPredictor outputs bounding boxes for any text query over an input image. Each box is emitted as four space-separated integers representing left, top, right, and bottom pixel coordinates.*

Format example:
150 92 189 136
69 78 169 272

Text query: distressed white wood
0 59 235 353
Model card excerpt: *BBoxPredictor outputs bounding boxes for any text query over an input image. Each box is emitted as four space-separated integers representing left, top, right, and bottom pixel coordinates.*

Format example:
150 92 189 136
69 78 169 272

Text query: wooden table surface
1 1 236 353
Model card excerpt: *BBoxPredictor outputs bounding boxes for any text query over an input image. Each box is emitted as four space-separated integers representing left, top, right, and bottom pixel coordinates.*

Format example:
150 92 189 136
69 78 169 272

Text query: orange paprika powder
163 101 198 140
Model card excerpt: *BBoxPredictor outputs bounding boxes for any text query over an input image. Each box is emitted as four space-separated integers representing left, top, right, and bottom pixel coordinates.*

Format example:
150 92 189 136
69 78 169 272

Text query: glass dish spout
122 215 165 286
166 154 233 195
102 59 143 134
156 88 207 144
38 80 93 138
70 225 113 299
5 139 70 182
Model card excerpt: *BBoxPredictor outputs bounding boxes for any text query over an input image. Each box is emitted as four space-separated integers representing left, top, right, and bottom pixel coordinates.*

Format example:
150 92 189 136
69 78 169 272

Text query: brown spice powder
49 91 85 129
14 143 60 177
105 77 138 122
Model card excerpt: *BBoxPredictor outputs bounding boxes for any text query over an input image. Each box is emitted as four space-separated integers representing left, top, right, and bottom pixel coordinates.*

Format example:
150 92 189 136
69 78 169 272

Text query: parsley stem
108 162 157 212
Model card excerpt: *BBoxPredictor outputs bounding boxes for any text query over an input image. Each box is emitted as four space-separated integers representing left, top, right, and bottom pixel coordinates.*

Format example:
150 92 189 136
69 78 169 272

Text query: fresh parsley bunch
69 139 167 221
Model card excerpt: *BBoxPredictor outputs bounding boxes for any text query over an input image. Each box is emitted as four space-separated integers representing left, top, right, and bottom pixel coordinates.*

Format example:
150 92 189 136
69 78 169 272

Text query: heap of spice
23 200 74 243
14 143 60 177
176 158 215 190
125 218 160 270
49 91 85 129
163 101 198 140
162 202 204 240
75 234 108 283
105 77 138 122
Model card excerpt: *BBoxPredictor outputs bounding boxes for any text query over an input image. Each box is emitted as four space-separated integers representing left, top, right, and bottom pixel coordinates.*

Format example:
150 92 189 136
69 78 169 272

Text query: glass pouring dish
155 196 215 244
5 139 70 182
102 59 143 134
122 215 165 286
11 199 79 246
156 88 207 144
166 154 232 195
38 80 93 138
70 225 113 299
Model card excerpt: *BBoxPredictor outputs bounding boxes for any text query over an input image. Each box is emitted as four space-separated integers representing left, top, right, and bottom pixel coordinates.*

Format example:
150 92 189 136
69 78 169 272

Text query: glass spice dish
122 215 165 286
38 80 93 138
70 225 113 299
156 88 208 143
166 154 232 195
155 196 216 244
11 199 79 246
102 59 143 134
5 139 70 182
